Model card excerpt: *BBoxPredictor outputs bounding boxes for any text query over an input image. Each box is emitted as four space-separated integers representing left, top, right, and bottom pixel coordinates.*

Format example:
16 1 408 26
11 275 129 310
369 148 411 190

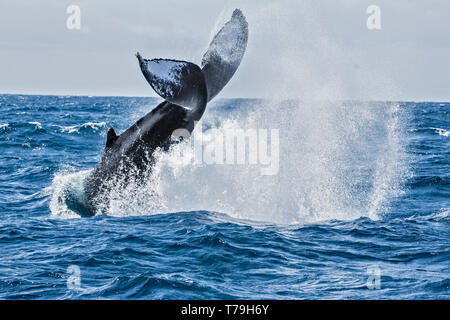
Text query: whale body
76 9 248 216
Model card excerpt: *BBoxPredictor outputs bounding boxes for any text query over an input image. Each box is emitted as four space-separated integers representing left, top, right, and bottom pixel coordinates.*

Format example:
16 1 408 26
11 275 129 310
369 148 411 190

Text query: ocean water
0 94 448 299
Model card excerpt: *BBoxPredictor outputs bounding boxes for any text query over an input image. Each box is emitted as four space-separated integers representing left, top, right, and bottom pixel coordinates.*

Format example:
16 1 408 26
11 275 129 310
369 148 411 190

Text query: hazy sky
1 0 449 101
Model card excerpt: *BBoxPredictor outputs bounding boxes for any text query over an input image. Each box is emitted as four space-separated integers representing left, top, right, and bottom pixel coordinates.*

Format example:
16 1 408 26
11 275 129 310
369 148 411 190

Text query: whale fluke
201 9 248 101
136 55 207 114
136 8 248 105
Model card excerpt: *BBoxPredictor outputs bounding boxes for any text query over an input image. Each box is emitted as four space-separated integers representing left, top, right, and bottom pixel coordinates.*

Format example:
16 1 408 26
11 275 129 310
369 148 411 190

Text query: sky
0 0 449 101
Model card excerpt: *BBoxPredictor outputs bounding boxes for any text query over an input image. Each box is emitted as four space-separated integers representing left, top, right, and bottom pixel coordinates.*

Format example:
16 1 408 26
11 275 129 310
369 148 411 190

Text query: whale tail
136 55 207 115
137 9 248 105
201 9 248 101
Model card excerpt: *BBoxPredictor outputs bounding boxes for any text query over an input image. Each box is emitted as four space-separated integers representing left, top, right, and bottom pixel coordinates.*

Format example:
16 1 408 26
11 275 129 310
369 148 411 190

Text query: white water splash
48 169 91 219
49 99 409 224
139 100 408 224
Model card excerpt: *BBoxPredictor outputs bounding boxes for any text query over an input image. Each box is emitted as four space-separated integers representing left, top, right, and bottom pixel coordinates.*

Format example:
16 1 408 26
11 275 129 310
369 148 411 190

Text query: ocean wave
406 208 450 222
58 122 107 134
408 176 450 187
428 208 450 221
27 122 43 130
0 122 45 133
432 127 450 137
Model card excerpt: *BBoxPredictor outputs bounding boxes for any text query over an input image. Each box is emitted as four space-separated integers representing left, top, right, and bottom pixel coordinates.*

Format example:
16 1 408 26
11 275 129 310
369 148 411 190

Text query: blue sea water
0 94 448 299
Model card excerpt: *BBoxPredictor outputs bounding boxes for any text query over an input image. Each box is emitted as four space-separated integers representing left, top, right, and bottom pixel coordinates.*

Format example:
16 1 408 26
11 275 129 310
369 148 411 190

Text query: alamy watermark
366 5 381 30
67 265 81 291
171 123 280 176
66 5 81 30
366 265 381 289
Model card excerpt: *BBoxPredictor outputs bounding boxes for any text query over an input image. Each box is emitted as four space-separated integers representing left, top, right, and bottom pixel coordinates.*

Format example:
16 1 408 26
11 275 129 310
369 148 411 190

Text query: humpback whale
77 9 248 216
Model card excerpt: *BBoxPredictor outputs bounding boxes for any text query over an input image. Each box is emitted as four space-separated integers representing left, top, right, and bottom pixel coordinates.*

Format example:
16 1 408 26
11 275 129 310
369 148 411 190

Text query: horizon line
0 92 449 104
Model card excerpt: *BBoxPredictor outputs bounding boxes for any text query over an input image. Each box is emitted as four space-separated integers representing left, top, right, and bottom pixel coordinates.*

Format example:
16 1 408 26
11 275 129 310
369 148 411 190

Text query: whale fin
105 127 118 149
136 54 207 113
201 9 248 101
